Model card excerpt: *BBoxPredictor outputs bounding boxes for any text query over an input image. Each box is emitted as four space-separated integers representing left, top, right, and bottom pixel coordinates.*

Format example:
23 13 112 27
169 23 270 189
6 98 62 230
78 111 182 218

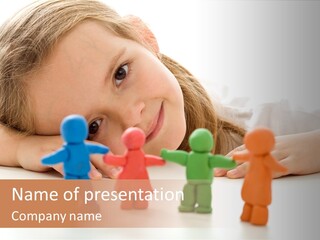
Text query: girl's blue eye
114 64 128 86
88 119 102 140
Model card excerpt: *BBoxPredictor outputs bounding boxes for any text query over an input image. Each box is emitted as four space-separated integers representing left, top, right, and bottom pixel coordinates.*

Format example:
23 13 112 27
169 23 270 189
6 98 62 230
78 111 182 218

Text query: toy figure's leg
250 205 268 225
240 202 253 222
120 199 134 210
195 184 212 213
120 191 134 210
179 183 196 212
65 174 79 179
64 174 89 179
134 192 148 209
134 200 149 209
79 174 89 180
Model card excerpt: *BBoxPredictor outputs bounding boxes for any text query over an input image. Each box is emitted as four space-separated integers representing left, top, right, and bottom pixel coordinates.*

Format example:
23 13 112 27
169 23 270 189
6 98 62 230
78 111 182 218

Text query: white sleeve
208 82 320 136
247 100 320 135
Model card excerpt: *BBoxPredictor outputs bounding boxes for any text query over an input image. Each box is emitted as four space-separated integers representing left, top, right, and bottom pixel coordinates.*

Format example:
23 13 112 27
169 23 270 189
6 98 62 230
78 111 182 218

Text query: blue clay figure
41 114 109 179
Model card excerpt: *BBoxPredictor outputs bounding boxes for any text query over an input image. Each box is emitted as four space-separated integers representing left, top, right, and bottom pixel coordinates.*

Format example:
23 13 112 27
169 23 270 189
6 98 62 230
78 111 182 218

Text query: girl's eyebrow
105 47 127 83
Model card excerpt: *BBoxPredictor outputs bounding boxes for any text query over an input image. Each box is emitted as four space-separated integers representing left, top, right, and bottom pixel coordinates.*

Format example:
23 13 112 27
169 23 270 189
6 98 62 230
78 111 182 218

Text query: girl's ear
124 15 159 54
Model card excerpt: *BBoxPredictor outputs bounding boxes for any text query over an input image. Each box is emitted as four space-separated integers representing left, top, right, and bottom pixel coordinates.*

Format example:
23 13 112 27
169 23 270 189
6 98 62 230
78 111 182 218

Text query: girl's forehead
59 21 122 48
45 21 129 77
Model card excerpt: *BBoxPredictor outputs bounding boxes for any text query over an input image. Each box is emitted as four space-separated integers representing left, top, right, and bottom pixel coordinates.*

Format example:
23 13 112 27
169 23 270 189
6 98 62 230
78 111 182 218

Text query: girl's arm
0 124 119 179
0 124 25 167
219 129 320 178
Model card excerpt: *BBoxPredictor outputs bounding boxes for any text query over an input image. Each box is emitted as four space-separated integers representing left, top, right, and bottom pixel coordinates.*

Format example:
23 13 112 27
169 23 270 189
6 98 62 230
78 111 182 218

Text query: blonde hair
0 0 244 154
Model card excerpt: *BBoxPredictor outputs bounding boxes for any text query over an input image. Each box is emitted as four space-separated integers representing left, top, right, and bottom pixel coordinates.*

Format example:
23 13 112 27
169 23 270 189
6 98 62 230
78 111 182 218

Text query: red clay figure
103 127 165 209
233 128 287 226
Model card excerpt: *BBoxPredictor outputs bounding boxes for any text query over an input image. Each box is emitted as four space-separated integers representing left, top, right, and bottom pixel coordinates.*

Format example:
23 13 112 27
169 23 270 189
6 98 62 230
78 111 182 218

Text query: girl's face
27 21 186 155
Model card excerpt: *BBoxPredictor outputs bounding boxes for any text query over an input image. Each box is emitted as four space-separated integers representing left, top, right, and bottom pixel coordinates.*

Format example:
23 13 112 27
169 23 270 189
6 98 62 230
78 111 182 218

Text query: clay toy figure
104 127 165 209
161 128 236 213
41 115 109 179
233 128 287 225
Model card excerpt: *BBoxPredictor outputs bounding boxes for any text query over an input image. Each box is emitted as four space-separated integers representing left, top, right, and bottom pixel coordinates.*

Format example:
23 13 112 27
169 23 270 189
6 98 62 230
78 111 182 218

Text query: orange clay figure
103 127 165 209
233 128 287 226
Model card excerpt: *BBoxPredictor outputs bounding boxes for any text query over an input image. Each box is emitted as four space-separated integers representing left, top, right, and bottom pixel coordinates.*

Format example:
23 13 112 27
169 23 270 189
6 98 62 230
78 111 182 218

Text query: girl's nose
119 101 145 128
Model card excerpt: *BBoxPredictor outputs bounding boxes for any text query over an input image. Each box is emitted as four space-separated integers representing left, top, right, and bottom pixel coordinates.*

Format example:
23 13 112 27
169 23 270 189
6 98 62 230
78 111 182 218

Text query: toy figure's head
61 115 88 143
189 128 214 153
244 128 275 155
122 127 145 150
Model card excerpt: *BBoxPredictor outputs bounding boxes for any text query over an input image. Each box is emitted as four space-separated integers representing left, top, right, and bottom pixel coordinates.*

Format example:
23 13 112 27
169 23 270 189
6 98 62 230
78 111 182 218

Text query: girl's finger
52 163 64 176
102 165 122 179
272 157 292 178
90 154 122 179
226 144 246 158
214 168 228 177
88 164 103 179
227 162 249 179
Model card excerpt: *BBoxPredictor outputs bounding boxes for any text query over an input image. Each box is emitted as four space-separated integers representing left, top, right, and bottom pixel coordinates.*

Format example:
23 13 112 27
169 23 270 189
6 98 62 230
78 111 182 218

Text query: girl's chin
144 124 186 154
143 145 168 156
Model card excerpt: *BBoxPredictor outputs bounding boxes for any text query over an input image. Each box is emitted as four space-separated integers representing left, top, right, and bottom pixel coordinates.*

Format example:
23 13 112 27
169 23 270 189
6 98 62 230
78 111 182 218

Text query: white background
1 2 320 239
1 0 320 111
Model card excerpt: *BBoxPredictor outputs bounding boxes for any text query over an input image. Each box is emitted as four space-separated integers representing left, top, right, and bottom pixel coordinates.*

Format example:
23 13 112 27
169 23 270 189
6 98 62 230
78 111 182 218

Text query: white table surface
0 162 319 240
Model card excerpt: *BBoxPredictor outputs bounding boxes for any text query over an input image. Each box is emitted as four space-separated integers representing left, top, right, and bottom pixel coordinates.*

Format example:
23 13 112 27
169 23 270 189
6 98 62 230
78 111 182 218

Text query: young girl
0 0 319 179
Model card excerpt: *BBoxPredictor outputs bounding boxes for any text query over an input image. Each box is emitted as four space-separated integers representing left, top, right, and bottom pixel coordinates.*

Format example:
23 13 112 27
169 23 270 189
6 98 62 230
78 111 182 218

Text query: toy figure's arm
161 149 188 166
232 151 251 162
264 155 288 173
41 148 68 165
145 155 165 166
209 154 236 169
103 154 126 166
86 143 109 155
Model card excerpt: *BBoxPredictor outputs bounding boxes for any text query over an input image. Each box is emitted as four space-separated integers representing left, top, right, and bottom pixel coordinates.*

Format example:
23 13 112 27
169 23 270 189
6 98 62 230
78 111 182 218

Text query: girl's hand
214 129 320 178
16 135 120 179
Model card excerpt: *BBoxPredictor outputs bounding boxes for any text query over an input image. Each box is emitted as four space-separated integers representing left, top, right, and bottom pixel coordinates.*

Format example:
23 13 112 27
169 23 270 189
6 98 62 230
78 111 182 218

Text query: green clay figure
161 128 236 213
